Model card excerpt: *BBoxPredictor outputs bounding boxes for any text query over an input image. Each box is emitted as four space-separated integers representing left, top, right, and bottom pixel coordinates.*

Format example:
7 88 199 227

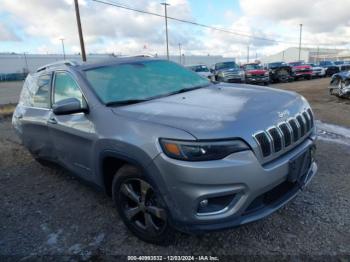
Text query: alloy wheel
119 178 167 235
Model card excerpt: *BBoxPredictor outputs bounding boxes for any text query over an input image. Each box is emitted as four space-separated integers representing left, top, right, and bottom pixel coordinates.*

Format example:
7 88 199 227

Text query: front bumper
245 76 269 84
150 136 317 233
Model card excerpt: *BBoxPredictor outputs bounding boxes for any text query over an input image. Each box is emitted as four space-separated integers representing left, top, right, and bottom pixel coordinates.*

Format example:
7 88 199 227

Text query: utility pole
161 2 170 60
178 43 182 64
247 45 250 63
316 46 319 63
282 50 285 61
74 0 86 61
60 38 66 60
298 23 303 61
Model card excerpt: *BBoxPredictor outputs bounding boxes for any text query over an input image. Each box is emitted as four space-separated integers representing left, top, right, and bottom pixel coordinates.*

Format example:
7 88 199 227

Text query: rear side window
53 72 83 105
32 74 51 108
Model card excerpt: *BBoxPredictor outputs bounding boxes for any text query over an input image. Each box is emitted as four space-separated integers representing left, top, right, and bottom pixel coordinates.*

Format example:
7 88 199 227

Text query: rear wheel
112 165 175 245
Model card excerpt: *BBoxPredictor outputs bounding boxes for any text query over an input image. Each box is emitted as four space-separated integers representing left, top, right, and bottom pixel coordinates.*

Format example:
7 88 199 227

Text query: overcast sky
0 0 349 58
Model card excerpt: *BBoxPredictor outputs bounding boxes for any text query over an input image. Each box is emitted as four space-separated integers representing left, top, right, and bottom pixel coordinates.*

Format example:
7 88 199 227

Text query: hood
197 71 212 77
112 83 308 140
246 69 267 75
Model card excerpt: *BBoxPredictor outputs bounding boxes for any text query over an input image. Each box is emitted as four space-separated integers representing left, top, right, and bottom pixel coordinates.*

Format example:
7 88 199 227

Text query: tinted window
215 62 238 70
85 60 210 104
189 65 209 72
32 74 51 108
54 72 83 105
244 64 262 70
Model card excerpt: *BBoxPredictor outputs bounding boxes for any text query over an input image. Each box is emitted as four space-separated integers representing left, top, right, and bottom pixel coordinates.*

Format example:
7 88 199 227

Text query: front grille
279 123 292 147
296 115 306 136
254 132 271 157
268 128 282 152
254 109 314 158
288 119 300 141
224 72 240 78
307 108 314 128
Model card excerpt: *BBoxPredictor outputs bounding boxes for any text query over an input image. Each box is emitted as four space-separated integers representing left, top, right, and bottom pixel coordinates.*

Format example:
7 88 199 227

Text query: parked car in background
329 70 350 98
306 63 326 78
211 61 245 83
13 57 317 244
265 62 293 83
318 61 340 76
186 64 214 81
241 63 269 85
288 62 312 80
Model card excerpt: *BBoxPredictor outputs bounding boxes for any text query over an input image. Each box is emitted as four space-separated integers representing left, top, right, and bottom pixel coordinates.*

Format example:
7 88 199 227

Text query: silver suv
12 58 317 244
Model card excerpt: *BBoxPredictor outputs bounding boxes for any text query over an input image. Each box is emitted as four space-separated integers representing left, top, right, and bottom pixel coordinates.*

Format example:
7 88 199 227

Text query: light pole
74 0 87 61
247 45 250 63
298 23 303 61
60 38 66 60
161 2 170 60
178 43 182 64
23 52 29 73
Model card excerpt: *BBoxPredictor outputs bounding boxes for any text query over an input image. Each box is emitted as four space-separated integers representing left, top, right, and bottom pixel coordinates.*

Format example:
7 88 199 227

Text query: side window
32 74 51 108
54 72 83 105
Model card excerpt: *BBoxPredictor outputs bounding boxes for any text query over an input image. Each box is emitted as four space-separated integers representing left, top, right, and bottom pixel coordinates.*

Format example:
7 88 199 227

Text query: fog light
199 199 208 208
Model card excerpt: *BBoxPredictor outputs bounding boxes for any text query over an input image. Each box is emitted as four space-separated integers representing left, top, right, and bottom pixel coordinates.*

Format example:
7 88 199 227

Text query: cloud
240 0 350 43
0 22 20 41
1 0 350 57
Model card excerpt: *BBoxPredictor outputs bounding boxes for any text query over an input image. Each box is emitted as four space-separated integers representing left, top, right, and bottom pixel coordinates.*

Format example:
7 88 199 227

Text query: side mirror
53 97 88 115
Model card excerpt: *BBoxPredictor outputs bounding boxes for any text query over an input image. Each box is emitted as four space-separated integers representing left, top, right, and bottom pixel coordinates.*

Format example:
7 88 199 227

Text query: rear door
48 71 95 179
16 73 54 160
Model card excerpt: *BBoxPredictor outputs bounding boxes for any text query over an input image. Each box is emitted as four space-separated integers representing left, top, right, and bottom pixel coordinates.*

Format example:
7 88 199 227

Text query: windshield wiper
105 99 149 107
161 84 209 97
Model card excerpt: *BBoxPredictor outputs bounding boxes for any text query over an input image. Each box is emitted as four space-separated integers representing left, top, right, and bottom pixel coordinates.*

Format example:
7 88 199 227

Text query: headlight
159 139 249 161
246 73 252 77
264 72 269 76
239 70 245 76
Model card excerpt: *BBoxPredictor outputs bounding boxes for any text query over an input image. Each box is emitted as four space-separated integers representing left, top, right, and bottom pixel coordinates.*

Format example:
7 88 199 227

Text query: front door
48 71 95 179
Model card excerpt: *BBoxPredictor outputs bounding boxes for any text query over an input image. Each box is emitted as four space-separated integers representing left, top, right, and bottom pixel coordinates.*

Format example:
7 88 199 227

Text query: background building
260 47 348 64
0 53 235 75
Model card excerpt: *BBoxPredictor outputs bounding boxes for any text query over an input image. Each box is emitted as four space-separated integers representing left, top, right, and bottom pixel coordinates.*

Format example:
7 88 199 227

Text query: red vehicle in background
289 62 312 80
241 63 270 85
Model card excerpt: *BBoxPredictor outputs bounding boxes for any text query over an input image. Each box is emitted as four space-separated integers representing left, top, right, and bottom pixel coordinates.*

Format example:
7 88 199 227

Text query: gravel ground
0 81 23 105
1 78 350 261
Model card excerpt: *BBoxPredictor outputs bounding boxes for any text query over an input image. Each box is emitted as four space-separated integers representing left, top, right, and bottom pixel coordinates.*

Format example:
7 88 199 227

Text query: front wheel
112 165 175 245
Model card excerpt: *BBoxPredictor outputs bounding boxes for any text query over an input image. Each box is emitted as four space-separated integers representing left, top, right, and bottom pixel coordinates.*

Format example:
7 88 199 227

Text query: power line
92 0 348 48
92 0 296 45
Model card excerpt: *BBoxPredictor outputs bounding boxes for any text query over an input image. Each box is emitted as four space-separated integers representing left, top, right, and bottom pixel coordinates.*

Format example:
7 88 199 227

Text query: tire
112 164 175 245
307 75 312 80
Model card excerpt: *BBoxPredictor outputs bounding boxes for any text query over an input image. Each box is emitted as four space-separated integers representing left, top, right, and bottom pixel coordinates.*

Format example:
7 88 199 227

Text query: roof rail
36 60 79 72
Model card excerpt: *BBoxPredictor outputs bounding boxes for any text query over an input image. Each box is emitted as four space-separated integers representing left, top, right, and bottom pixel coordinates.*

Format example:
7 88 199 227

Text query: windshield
320 61 334 66
189 65 209 72
289 62 303 66
244 64 263 70
84 60 210 104
215 62 238 70
268 62 287 68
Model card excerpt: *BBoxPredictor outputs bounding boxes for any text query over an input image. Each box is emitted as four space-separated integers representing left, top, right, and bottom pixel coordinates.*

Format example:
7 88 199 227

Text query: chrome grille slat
254 109 314 159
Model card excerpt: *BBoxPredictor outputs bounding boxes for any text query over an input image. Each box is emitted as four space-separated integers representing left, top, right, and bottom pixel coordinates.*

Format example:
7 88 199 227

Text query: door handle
47 117 57 124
